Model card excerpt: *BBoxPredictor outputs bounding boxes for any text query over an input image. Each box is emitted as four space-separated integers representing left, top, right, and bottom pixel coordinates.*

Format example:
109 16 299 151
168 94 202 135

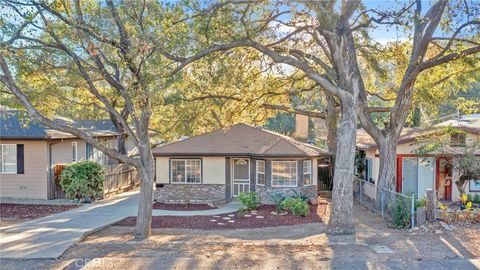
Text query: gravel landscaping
115 203 328 229
0 203 80 219
152 202 217 211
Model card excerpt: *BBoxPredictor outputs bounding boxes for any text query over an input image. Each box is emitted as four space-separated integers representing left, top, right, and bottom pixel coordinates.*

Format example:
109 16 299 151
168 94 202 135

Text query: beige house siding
155 157 170 184
50 139 87 165
0 140 49 199
203 157 226 184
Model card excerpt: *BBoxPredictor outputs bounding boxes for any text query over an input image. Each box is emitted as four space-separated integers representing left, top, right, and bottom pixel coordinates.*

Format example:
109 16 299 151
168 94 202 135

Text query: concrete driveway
0 191 139 259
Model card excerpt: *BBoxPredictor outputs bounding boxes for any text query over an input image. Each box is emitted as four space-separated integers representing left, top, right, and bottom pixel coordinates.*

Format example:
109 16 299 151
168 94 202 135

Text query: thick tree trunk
326 93 339 154
376 141 398 209
377 141 397 191
327 102 356 235
133 135 155 239
455 175 469 197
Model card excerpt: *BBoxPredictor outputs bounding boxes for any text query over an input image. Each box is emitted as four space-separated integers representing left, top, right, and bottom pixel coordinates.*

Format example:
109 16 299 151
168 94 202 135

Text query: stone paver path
152 201 243 216
0 191 139 259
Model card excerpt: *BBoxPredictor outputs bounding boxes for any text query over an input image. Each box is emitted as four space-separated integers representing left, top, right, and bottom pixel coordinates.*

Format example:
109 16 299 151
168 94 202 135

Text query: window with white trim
171 159 201 184
72 142 77 162
1 144 17 173
272 160 297 187
303 160 312 186
256 160 265 185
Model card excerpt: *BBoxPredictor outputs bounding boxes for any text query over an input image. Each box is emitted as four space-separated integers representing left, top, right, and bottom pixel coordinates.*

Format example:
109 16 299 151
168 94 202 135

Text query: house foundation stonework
256 185 317 204
154 184 227 206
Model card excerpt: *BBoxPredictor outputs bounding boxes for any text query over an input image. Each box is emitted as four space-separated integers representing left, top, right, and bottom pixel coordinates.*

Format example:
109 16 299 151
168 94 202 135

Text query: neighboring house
152 123 332 205
356 115 480 202
0 110 126 199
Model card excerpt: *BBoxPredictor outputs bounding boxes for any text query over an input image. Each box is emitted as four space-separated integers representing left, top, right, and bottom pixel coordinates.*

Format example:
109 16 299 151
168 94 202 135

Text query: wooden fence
52 163 140 198
103 163 140 197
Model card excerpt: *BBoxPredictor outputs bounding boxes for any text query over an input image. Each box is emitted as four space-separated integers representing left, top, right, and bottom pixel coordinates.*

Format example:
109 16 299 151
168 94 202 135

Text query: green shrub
269 192 286 213
290 189 311 202
60 160 104 200
281 198 309 217
474 194 480 204
467 194 473 203
415 196 427 210
238 192 261 210
388 197 411 228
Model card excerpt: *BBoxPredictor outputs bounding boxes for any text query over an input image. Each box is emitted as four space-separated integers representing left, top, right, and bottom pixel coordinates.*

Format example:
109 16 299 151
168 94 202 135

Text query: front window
365 158 373 183
303 160 312 186
450 133 466 147
171 159 201 184
1 144 17 173
272 160 297 187
256 160 265 185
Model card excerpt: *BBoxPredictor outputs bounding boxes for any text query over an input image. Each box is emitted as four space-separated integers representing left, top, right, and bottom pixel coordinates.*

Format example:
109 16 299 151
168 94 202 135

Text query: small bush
467 194 473 203
473 194 480 204
388 197 411 228
238 192 261 210
60 160 104 200
281 198 309 217
269 192 286 213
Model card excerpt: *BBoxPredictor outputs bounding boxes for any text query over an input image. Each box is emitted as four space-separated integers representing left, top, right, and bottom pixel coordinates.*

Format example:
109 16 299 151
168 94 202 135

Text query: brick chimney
294 114 309 142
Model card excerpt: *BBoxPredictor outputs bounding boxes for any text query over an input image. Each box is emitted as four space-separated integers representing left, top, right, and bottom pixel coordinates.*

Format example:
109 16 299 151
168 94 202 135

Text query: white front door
232 158 250 197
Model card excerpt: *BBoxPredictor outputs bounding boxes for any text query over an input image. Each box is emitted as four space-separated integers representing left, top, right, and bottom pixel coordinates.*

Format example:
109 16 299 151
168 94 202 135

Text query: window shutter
17 144 24 174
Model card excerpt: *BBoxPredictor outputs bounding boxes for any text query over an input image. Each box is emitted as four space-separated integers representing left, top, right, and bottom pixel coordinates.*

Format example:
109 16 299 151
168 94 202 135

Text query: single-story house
152 123 331 205
356 114 480 202
0 110 128 199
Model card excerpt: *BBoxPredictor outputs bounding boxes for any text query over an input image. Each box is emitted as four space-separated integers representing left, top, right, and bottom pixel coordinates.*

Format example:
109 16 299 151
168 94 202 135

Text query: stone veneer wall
256 185 317 204
155 184 227 206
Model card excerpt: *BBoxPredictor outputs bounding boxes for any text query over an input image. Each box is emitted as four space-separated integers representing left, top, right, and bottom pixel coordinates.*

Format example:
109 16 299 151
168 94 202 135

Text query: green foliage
281 198 309 217
264 112 295 136
415 196 428 210
60 161 104 200
355 151 366 176
388 197 411 229
290 189 311 202
238 192 261 210
269 192 287 213
473 194 480 204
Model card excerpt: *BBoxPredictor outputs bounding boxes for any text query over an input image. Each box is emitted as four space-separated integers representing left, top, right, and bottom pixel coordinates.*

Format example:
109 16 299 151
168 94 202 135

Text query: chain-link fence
353 177 415 228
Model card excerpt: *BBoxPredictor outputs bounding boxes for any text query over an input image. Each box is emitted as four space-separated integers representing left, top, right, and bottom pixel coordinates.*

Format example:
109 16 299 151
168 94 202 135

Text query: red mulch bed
153 203 216 211
0 203 79 219
115 203 328 230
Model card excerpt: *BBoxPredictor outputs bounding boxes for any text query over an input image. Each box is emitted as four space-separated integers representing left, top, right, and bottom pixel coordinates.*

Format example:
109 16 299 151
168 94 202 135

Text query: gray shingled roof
0 110 118 139
152 123 330 157
0 111 47 139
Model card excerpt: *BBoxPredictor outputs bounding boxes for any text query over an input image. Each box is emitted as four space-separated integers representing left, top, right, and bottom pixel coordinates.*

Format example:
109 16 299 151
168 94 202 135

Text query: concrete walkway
152 201 243 216
0 191 139 259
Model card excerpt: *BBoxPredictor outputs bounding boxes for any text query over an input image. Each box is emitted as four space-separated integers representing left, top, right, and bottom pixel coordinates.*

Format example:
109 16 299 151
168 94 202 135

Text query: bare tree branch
0 54 139 166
